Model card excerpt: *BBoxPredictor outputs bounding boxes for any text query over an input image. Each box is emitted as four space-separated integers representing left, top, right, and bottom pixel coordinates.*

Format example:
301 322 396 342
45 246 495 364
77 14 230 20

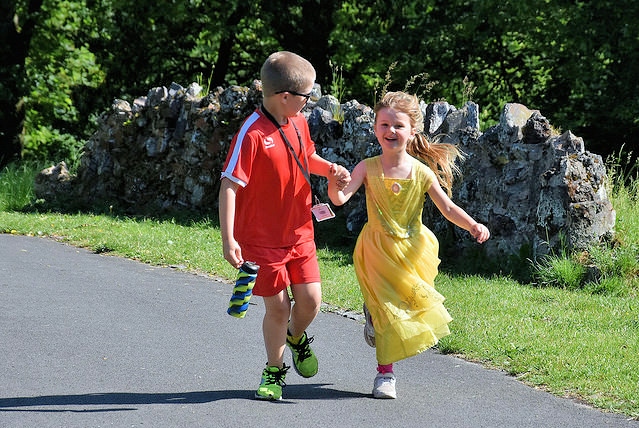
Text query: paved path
1 234 637 427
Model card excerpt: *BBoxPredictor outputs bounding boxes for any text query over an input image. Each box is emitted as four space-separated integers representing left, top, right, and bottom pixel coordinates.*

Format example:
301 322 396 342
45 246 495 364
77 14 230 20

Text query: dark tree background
0 0 42 166
1 0 638 169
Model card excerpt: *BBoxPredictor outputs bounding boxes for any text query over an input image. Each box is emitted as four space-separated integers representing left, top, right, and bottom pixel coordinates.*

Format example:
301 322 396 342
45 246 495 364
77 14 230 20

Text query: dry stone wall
35 82 616 260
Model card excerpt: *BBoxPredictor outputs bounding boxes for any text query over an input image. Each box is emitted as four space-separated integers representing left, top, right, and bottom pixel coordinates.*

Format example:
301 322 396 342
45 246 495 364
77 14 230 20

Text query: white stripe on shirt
220 111 260 187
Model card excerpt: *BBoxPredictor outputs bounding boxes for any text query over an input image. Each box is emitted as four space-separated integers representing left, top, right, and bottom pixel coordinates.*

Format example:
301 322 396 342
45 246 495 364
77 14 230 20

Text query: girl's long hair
374 91 464 196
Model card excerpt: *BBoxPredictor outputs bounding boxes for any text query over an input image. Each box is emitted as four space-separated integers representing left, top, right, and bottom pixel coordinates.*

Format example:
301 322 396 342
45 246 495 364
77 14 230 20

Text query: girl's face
374 107 416 152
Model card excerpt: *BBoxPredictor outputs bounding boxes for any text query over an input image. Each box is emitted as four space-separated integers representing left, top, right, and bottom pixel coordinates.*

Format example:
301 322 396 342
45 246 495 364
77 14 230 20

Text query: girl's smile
374 107 416 150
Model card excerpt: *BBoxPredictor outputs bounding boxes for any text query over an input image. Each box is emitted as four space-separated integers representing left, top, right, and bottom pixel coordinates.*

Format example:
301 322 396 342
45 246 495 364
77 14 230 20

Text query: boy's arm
308 153 334 177
308 152 351 190
218 177 243 268
427 180 490 243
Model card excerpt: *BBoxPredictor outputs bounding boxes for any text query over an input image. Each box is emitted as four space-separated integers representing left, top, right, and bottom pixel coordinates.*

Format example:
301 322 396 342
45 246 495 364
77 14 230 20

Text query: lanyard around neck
260 105 312 188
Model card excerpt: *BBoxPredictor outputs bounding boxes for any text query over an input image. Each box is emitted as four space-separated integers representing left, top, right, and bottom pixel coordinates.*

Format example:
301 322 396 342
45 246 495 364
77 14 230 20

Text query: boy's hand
223 238 244 269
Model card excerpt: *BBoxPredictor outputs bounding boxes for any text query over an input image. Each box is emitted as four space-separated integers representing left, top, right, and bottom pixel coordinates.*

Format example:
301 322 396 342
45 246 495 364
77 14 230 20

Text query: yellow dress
354 156 452 365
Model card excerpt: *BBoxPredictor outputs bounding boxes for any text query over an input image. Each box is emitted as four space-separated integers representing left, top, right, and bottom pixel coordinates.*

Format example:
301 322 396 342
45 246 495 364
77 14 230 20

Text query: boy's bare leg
262 291 292 367
288 282 322 338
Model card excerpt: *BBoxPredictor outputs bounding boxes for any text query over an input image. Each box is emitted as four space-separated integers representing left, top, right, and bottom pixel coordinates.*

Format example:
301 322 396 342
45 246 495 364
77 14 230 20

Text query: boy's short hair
260 51 316 97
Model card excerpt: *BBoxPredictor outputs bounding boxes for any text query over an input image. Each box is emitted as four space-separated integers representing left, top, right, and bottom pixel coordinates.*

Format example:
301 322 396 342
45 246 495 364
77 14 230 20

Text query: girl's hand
470 223 490 244
329 163 351 191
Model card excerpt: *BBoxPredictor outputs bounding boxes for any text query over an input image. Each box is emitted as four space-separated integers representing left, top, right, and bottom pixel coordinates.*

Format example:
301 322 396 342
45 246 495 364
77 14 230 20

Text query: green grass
0 162 36 212
437 275 639 416
0 211 238 282
1 161 638 419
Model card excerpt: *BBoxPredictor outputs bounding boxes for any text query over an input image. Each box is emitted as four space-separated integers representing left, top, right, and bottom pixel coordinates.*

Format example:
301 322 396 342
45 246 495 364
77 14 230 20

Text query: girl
327 91 489 399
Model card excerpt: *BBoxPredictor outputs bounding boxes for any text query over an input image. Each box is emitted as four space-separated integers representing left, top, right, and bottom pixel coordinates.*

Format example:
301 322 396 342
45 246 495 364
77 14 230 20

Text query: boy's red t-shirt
221 109 316 248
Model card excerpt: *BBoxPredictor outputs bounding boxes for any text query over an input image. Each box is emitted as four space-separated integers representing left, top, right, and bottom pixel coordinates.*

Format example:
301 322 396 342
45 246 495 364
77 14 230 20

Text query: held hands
329 163 351 191
470 223 490 244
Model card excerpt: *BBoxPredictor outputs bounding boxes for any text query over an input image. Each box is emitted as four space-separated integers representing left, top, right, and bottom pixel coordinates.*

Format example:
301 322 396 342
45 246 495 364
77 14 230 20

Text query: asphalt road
1 234 637 428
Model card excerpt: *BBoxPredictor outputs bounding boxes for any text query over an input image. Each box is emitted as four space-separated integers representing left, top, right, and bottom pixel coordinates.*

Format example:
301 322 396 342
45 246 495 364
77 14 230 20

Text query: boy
219 51 350 400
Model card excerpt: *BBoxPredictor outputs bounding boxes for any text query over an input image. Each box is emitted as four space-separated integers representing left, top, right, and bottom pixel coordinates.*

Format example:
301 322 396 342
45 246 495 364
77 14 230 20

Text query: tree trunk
210 3 251 89
263 0 339 90
0 0 42 168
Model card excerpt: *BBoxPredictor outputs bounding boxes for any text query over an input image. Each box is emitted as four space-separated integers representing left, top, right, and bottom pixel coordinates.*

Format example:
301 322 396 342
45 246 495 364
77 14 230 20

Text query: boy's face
278 82 314 116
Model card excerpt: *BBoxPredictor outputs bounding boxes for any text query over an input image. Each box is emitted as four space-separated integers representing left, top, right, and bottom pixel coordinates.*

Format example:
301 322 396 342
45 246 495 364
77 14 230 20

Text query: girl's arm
427 180 490 243
328 161 366 206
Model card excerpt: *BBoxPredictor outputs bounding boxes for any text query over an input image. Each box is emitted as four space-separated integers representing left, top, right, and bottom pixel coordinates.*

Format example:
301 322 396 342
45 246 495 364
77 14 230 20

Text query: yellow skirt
354 223 452 365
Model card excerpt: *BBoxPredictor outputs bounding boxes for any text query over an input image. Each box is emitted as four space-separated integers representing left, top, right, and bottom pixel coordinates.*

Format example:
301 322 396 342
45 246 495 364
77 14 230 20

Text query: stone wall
35 81 616 260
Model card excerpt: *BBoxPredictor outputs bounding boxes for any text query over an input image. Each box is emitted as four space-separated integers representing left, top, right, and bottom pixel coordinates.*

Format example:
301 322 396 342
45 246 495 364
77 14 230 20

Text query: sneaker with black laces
255 364 289 400
373 372 397 399
286 331 318 378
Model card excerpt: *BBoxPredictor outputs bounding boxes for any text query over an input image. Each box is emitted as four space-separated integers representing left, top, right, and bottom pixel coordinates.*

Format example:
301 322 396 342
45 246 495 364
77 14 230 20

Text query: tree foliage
23 0 105 162
1 0 638 168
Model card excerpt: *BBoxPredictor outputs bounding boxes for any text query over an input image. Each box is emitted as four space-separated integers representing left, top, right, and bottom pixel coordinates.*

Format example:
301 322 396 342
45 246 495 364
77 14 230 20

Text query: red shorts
240 240 321 297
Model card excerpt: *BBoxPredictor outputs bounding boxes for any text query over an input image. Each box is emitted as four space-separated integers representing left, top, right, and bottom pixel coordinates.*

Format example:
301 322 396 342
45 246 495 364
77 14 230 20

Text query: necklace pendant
391 182 402 194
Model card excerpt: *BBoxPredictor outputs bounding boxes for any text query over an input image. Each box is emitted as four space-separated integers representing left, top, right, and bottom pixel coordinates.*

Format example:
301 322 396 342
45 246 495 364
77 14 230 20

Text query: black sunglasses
275 89 313 102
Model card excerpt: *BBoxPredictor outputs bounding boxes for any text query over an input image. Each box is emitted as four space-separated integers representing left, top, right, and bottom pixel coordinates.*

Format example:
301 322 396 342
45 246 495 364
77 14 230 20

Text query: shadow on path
0 384 370 412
